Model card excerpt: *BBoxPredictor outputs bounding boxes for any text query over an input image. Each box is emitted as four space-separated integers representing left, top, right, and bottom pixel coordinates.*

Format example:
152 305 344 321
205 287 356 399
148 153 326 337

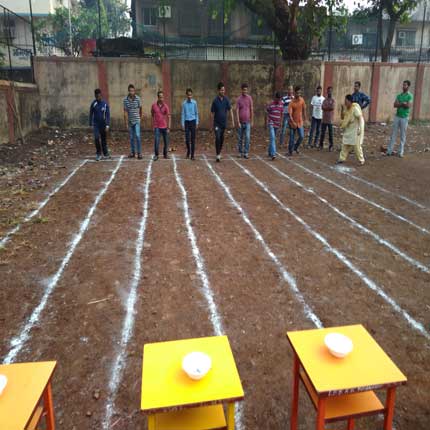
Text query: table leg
43 382 55 430
383 387 396 430
316 397 326 430
148 415 156 430
227 403 235 430
290 353 300 430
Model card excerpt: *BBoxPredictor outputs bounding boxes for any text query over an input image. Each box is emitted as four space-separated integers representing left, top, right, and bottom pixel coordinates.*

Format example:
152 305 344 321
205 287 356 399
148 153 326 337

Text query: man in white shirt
307 85 325 148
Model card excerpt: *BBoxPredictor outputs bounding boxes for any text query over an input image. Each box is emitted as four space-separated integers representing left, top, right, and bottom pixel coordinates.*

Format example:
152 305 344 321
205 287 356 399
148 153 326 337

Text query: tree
35 0 130 55
213 0 347 60
357 0 418 62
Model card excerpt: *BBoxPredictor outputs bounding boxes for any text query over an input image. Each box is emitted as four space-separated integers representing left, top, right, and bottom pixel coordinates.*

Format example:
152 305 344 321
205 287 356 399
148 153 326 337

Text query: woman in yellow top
337 94 365 166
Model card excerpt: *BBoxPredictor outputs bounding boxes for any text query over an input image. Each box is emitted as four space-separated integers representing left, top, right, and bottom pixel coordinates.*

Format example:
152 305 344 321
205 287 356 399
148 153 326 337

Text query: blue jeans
237 122 251 155
288 127 304 154
129 122 142 155
154 128 169 157
268 124 279 157
308 117 321 147
280 114 290 147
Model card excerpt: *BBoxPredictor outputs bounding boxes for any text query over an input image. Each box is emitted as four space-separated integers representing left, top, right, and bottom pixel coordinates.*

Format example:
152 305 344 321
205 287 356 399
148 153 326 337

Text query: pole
222 0 225 61
328 1 333 61
374 0 382 62
28 0 37 56
163 19 167 58
67 0 72 55
418 0 427 63
5 10 13 80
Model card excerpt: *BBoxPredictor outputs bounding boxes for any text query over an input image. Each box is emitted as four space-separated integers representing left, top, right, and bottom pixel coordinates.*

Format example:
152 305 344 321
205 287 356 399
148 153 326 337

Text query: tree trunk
381 17 396 62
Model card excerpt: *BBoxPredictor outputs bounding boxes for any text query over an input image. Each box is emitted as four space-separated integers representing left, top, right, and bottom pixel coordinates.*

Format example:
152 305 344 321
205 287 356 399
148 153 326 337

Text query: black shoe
271 156 276 160
244 154 249 159
191 156 195 160
294 149 300 154
164 155 169 159
336 160 344 165
128 153 135 158
287 152 293 157
186 153 190 159
138 154 143 160
153 155 159 161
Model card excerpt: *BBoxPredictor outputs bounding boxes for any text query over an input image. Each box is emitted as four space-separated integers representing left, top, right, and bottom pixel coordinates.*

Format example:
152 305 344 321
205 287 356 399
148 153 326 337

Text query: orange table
0 361 57 430
287 325 406 430
141 336 244 430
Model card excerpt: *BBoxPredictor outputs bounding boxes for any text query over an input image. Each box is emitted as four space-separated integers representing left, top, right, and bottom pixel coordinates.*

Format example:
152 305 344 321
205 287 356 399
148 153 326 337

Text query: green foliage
35 0 131 55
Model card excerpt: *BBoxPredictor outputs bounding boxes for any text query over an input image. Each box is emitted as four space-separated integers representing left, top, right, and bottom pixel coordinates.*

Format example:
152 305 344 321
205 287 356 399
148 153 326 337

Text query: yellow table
287 325 406 430
0 361 57 430
141 336 244 430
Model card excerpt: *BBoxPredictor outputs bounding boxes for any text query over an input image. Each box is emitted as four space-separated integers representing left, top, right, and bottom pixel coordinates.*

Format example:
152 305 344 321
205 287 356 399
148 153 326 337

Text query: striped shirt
266 100 283 128
123 95 142 125
282 94 294 115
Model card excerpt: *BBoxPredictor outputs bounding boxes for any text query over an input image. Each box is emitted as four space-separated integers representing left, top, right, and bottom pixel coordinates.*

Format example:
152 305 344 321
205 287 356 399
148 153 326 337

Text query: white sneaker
216 155 221 162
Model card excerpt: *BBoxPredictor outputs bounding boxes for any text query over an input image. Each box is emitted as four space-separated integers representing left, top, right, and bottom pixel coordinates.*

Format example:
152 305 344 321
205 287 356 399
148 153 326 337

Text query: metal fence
0 4 36 82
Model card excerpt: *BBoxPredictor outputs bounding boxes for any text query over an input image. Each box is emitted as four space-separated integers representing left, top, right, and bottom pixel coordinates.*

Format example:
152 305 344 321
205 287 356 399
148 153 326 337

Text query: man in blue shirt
211 82 235 162
181 88 199 160
89 88 111 161
352 81 371 110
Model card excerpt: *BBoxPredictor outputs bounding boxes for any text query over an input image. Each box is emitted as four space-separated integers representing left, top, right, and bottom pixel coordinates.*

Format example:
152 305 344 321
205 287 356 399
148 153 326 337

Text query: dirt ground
0 124 429 430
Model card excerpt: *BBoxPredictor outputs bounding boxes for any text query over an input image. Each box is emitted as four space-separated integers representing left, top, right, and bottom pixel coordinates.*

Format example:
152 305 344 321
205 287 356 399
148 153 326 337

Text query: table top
287 325 406 396
0 361 57 430
141 336 244 413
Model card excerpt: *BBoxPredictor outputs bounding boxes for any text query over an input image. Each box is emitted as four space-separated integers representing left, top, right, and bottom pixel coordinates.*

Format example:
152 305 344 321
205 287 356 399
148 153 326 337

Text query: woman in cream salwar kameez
337 94 365 166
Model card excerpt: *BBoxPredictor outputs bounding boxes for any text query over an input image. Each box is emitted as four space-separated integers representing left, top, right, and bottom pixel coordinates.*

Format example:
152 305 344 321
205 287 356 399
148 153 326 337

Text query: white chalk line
204 156 323 329
232 158 430 342
103 159 153 430
3 157 124 365
256 157 430 275
279 154 430 236
173 156 224 336
173 156 246 429
0 160 88 249
302 154 429 210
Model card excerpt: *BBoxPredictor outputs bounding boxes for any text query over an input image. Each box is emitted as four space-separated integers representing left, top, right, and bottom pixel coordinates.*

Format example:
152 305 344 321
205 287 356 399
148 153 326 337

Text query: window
396 30 416 47
142 7 157 26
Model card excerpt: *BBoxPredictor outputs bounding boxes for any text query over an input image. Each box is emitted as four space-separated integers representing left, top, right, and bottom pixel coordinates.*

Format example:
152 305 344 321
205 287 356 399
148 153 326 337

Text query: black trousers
185 120 196 158
319 123 334 149
215 126 225 156
94 125 109 156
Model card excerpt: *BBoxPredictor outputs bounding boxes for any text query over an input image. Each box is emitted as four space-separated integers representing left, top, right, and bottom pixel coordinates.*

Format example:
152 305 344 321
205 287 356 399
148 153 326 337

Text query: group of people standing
88 79 413 165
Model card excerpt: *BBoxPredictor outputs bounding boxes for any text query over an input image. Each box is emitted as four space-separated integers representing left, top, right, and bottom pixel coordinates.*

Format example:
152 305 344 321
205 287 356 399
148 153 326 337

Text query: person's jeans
319 123 334 149
288 127 304 154
93 125 109 156
308 117 321 147
268 124 278 157
154 128 169 157
214 126 225 156
387 115 408 156
185 120 196 158
280 114 290 147
129 122 142 155
237 122 251 155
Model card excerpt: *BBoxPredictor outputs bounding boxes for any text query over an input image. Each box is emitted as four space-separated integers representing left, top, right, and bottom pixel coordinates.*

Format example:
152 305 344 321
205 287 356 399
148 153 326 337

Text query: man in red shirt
235 83 254 159
151 90 171 161
266 92 283 160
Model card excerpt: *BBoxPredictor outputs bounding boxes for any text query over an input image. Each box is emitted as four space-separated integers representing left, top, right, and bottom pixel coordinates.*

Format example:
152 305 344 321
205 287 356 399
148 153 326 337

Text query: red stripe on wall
6 84 15 143
162 60 172 108
97 59 109 103
413 64 424 120
369 63 380 123
323 63 334 93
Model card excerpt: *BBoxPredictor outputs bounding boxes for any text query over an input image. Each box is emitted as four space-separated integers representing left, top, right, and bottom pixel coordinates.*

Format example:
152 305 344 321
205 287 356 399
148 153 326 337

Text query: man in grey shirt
123 84 143 159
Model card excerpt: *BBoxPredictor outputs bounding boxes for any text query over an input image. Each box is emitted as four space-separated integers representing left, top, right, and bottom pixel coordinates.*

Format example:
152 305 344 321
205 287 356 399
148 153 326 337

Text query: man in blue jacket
89 88 111 161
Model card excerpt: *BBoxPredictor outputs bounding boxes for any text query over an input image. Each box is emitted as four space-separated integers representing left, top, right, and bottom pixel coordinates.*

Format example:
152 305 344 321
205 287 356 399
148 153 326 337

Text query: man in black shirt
211 82 235 162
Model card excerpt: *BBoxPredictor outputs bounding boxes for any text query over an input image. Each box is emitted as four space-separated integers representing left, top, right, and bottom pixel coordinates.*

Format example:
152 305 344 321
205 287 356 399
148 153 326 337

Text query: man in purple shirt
235 83 254 159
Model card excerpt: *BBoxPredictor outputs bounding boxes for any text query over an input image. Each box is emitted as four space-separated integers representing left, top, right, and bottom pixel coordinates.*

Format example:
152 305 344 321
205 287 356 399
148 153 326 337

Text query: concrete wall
0 80 40 145
31 57 430 135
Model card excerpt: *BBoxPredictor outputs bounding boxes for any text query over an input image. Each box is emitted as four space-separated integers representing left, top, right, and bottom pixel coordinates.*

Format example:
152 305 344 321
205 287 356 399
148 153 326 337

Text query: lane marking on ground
232 158 430 342
173 156 224 335
204 156 323 329
302 154 429 210
173 156 246 428
3 157 124 365
103 159 153 430
0 160 88 249
278 154 430 236
256 157 430 275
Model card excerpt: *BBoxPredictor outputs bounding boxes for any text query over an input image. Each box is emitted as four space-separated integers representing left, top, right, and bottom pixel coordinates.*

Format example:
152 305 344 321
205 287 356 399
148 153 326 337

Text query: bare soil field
1 123 429 430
